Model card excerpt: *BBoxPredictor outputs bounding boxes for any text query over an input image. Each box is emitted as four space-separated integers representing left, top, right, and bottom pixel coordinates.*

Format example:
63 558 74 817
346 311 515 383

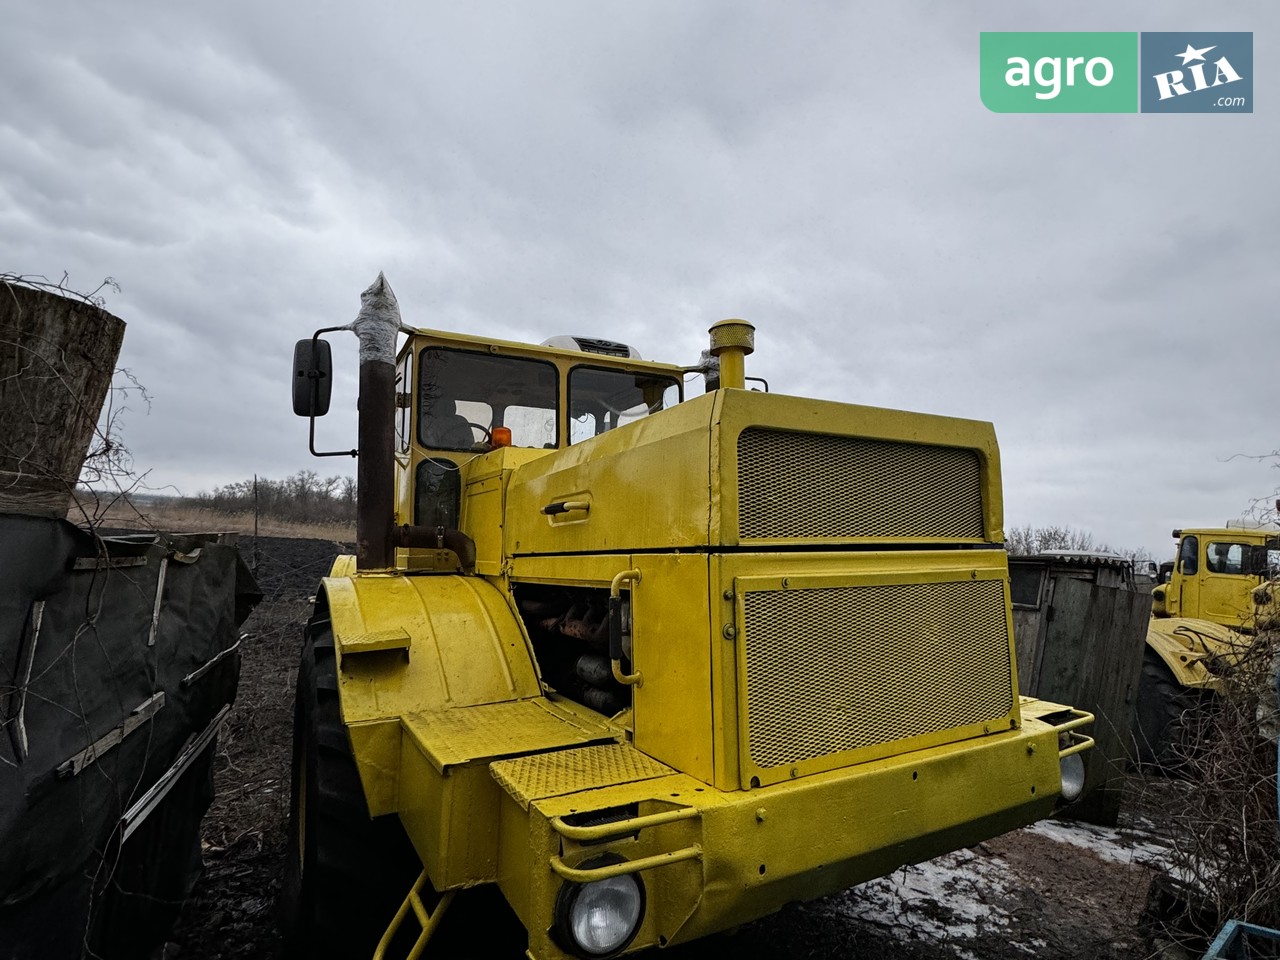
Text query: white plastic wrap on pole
351 272 401 366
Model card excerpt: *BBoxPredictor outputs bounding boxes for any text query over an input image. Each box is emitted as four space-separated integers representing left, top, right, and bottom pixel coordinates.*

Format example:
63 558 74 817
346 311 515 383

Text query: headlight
1059 752 1085 802
554 856 646 958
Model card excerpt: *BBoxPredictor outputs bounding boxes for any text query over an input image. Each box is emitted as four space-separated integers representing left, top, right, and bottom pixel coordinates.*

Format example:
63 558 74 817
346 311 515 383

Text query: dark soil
166 536 348 960
165 537 1178 960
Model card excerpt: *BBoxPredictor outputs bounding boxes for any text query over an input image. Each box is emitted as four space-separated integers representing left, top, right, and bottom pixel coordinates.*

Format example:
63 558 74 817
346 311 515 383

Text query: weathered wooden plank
1012 606 1043 694
1036 577 1151 825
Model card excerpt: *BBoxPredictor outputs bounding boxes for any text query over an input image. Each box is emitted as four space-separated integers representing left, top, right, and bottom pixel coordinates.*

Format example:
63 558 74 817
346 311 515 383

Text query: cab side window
395 352 413 453
567 366 681 444
1206 541 1246 575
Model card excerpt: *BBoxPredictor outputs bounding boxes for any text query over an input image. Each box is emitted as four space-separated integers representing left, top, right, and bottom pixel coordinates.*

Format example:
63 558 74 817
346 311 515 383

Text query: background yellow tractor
1137 524 1279 767
277 275 1094 960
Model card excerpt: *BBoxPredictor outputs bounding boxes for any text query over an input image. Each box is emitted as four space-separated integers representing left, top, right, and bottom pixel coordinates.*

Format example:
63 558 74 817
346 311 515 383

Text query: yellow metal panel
347 719 401 817
399 729 502 889
326 574 540 723
630 554 716 785
462 472 504 576
490 743 674 811
675 723 1057 945
401 699 617 775
503 394 718 556
340 627 411 654
708 555 743 792
396 697 621 889
509 554 639 588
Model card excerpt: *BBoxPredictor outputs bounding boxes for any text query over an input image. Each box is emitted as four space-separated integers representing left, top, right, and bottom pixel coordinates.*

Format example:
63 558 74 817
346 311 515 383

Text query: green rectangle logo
981 32 1138 112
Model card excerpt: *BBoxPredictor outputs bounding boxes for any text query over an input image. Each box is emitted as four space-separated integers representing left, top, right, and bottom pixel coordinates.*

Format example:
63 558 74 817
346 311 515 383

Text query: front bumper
493 699 1092 960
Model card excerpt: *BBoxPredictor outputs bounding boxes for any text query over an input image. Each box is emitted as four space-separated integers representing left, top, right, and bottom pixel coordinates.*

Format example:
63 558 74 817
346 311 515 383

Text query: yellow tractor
279 275 1094 960
1137 525 1279 767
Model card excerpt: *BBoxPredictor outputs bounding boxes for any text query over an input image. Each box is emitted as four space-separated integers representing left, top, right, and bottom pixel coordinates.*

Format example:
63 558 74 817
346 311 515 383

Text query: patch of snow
1023 817 1171 867
824 847 1021 949
817 815 1170 951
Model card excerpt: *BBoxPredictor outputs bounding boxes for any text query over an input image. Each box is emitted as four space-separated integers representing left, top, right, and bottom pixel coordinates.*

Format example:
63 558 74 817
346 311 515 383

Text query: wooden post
0 282 126 517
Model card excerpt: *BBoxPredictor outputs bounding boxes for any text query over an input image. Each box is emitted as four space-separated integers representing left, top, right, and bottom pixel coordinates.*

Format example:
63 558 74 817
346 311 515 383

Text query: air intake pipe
708 318 755 390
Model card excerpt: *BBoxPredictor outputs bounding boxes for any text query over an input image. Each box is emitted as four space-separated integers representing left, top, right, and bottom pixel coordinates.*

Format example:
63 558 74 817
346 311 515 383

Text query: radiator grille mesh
736 429 985 540
742 579 1013 771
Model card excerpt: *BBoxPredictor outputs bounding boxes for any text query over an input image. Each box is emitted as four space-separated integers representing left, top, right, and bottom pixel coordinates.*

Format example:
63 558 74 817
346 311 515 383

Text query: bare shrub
1147 627 1280 944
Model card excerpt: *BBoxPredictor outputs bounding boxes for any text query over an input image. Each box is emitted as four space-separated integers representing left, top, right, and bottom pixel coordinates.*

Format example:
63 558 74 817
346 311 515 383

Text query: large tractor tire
1133 646 1207 773
278 616 422 959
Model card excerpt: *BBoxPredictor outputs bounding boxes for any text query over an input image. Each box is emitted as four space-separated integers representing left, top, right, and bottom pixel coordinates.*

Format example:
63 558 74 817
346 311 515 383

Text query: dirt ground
166 536 1187 960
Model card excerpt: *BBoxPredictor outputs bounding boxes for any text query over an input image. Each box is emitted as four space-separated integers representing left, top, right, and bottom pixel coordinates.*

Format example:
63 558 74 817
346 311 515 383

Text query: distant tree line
182 470 356 525
1006 524 1152 565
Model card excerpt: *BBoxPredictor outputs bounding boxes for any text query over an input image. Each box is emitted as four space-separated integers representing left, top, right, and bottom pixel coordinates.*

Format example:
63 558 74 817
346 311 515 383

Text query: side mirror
293 338 332 417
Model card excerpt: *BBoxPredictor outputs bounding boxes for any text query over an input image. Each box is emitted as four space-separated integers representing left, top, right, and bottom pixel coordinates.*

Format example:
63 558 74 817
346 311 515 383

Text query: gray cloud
1 0 1275 559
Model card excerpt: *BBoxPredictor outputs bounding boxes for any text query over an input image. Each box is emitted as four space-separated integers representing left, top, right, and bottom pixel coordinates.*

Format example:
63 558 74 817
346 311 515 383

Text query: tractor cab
391 329 686 554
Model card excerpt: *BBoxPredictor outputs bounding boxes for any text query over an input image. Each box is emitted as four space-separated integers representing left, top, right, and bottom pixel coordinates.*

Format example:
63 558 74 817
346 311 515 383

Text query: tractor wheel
278 617 421 959
1133 646 1206 773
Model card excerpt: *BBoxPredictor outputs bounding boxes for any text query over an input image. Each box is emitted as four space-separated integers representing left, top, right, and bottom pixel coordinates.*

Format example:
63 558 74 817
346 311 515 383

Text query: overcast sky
2 2 1275 559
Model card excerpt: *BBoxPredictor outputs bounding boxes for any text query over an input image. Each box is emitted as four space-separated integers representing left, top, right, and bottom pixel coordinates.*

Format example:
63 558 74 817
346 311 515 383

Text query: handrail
550 845 702 883
1047 708 1095 734
1058 732 1096 760
549 805 699 842
609 569 643 686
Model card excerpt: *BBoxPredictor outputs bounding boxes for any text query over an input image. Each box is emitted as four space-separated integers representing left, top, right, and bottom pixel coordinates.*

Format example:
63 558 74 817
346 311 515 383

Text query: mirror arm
308 325 360 459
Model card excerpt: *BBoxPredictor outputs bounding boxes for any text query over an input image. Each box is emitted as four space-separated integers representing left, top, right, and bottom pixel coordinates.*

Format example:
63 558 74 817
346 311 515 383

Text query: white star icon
1177 43 1216 65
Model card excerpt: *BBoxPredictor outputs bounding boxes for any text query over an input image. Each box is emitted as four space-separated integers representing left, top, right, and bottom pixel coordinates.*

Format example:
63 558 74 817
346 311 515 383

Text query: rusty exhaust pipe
351 273 400 571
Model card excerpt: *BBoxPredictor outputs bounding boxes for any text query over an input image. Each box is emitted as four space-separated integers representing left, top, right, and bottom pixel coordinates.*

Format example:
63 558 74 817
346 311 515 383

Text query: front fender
1146 617 1250 690
321 571 540 814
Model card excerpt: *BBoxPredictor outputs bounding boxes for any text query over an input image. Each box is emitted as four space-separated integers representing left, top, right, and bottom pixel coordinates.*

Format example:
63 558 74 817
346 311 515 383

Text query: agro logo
1151 43 1242 100
978 32 1138 113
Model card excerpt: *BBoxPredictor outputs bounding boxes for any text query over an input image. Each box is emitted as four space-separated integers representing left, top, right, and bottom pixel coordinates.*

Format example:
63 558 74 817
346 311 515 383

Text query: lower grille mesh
742 579 1013 771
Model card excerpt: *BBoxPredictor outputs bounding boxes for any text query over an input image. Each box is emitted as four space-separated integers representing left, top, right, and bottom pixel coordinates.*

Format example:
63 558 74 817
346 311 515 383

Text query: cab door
1199 539 1258 629
1173 535 1199 619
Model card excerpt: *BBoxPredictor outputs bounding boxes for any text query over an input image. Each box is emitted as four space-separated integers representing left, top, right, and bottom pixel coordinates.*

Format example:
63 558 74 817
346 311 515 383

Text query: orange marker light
491 426 513 447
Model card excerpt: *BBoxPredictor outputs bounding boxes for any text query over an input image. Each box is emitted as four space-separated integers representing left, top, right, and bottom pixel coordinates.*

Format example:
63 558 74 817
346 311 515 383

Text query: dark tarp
0 513 260 958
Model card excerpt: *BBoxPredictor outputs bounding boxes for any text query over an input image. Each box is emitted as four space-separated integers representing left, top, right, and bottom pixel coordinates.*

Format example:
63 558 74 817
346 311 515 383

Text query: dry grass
71 494 356 542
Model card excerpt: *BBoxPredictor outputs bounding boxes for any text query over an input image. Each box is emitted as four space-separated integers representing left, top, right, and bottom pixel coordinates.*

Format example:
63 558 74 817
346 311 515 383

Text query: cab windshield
568 366 682 444
418 348 558 450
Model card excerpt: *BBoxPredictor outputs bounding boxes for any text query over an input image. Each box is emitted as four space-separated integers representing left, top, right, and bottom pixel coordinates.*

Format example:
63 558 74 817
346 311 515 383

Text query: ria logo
1152 43 1242 100
1140 32 1252 112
